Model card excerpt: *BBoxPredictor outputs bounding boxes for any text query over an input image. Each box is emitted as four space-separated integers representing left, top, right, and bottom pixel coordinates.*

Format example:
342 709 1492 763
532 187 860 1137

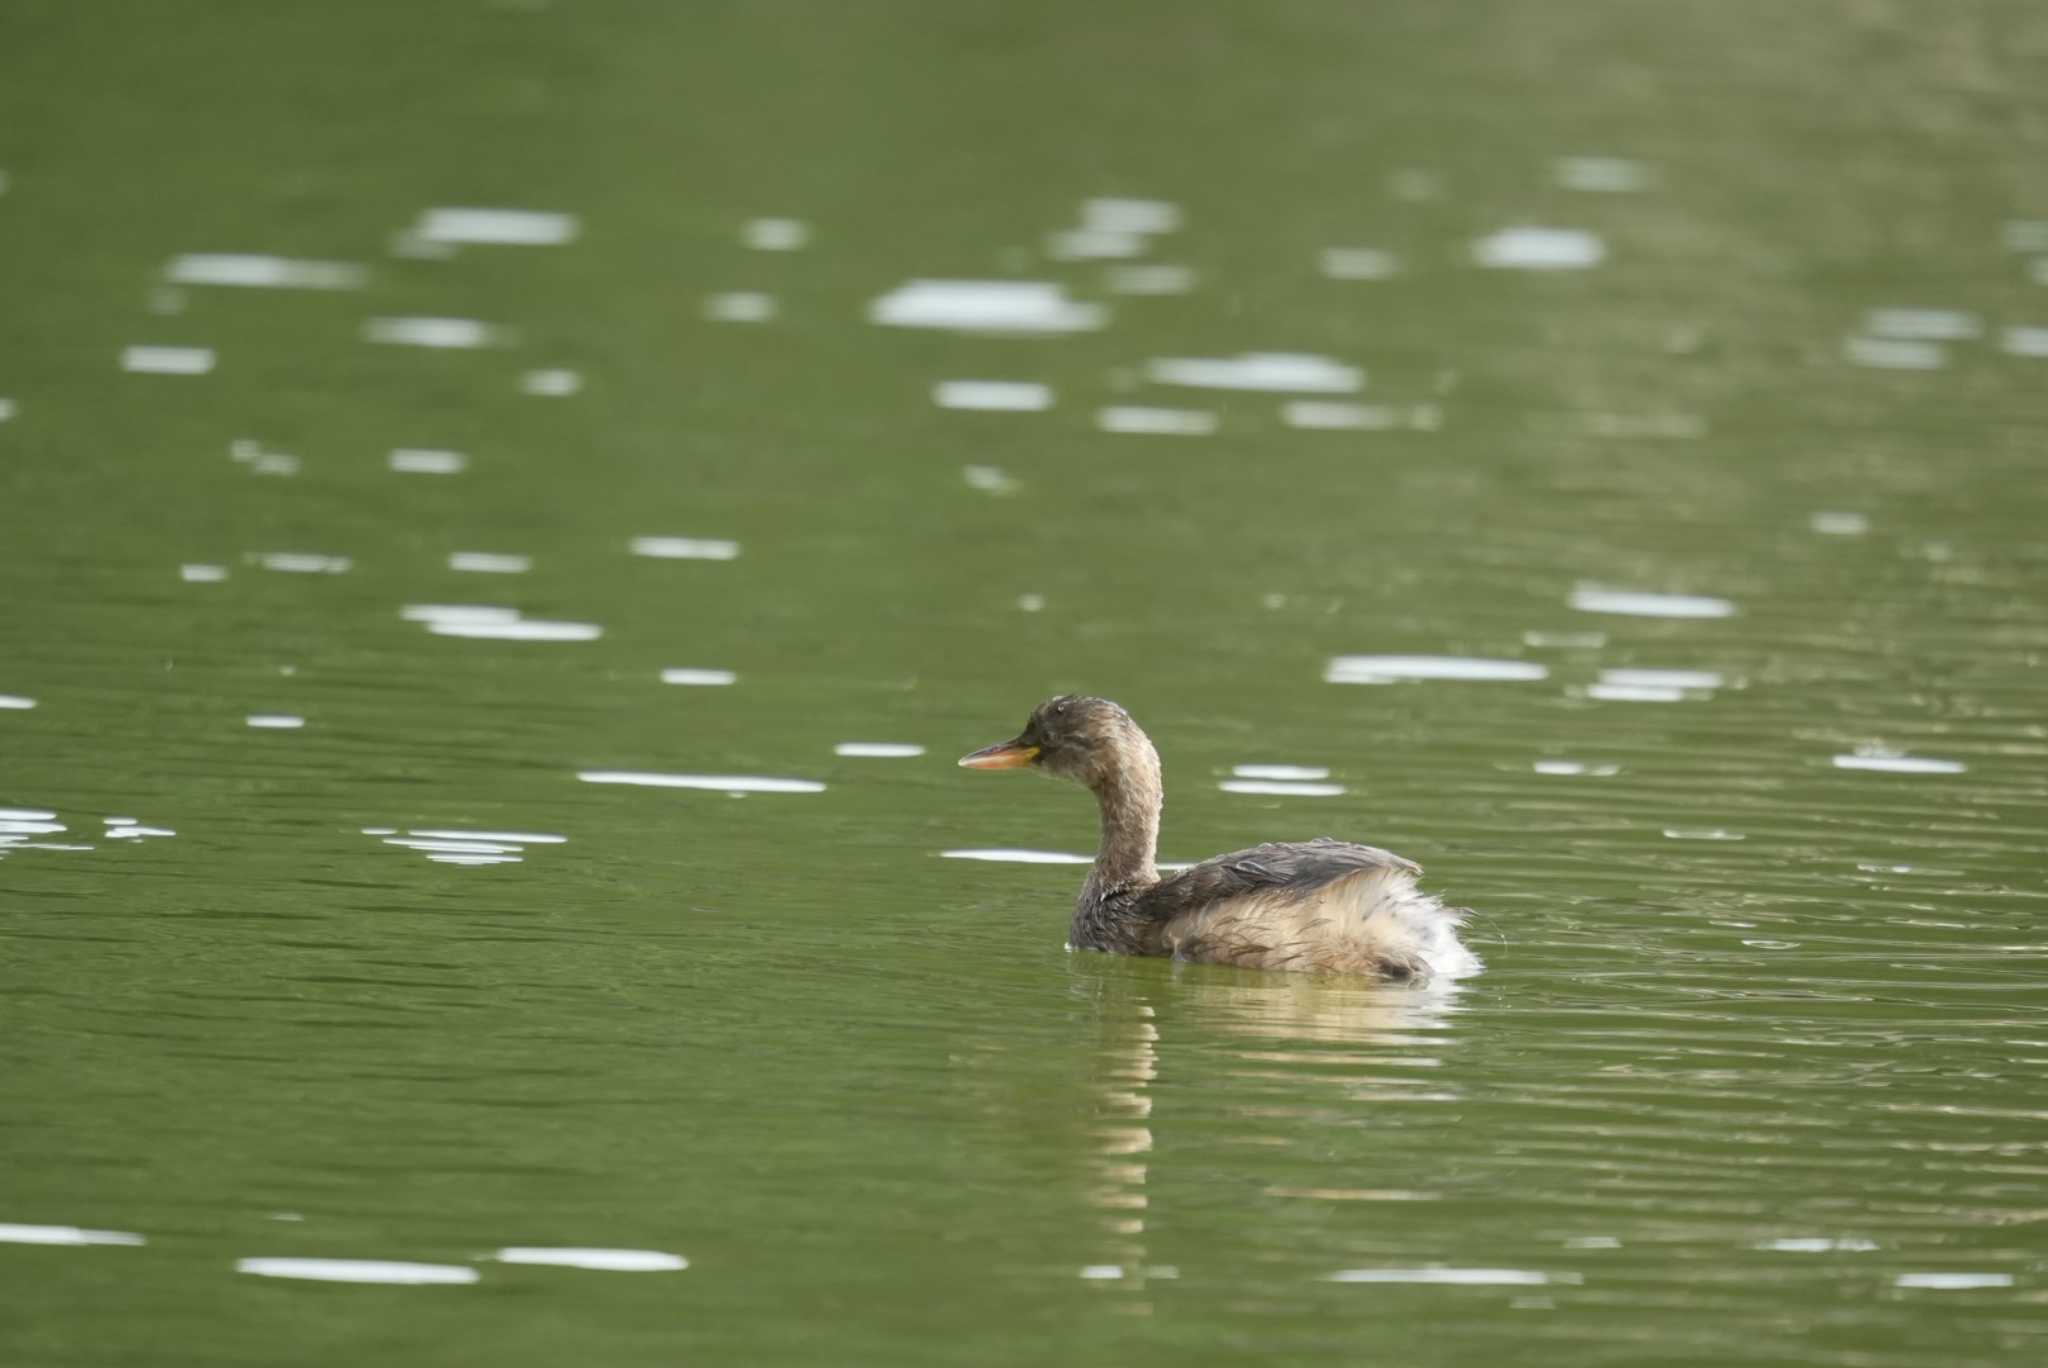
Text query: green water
4 3 2047 1364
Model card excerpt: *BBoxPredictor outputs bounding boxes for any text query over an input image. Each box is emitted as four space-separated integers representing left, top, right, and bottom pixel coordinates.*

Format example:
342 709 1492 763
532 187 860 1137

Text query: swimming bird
959 696 1480 979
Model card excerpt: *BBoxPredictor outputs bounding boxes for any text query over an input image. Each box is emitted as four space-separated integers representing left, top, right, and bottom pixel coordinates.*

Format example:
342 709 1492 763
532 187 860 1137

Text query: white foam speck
415 208 578 246
104 825 174 840
449 552 531 574
1472 228 1605 270
427 853 523 866
256 552 352 574
834 742 925 758
1894 1272 2011 1290
1663 828 1745 841
246 714 305 730
1865 308 1981 341
121 345 214 375
408 829 565 844
363 317 505 349
1809 511 1870 535
2002 325 2048 358
1570 586 1735 618
1105 264 1194 295
520 368 582 397
1329 1268 1567 1286
386 838 525 855
941 848 1093 865
742 217 809 251
630 536 739 561
704 291 777 323
0 694 38 710
1832 754 1966 775
1844 336 1945 370
166 254 367 290
237 1257 478 1285
577 771 825 794
868 280 1106 335
1523 630 1606 648
491 1247 687 1272
1096 405 1217 436
389 448 468 474
1219 780 1346 797
1281 401 1400 430
0 398 14 421
659 668 736 686
1147 352 1362 393
1320 247 1401 280
1326 655 1547 684
1079 1265 1125 1280
1017 593 1046 612
934 380 1053 412
401 604 520 625
1554 156 1654 192
0 1224 145 1247
1232 764 1329 781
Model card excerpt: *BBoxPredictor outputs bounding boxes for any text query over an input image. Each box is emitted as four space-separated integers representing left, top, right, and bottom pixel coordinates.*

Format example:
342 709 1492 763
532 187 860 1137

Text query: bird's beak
958 737 1039 770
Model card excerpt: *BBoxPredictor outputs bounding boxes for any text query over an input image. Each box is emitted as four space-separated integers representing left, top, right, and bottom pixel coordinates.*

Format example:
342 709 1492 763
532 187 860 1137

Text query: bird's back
1126 838 1479 978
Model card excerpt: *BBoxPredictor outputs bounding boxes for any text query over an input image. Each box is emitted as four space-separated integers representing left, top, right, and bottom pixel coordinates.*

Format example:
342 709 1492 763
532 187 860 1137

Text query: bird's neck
1085 732 1162 896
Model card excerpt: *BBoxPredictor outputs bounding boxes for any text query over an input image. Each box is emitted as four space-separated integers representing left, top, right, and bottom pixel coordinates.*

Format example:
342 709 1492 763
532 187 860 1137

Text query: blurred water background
3 3 2046 1364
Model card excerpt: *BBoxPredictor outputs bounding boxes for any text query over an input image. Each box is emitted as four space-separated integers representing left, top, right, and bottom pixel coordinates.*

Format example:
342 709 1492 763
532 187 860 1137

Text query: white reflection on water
1758 1237 1878 1252
835 742 925 758
1844 336 1945 370
868 280 1106 334
363 317 506 349
1 818 65 835
246 714 305 730
659 668 736 686
962 465 1019 495
490 1247 687 1272
449 552 531 574
1570 586 1735 618
1555 155 1655 192
1534 760 1620 776
1104 264 1194 295
1282 401 1437 431
0 694 36 709
0 808 57 820
166 254 366 289
1326 655 1548 684
2003 325 2048 358
1320 247 1400 280
0 397 14 421
1328 1267 1574 1285
1147 352 1362 393
743 217 810 251
1472 227 1605 270
237 1257 477 1285
1218 780 1346 797
1894 1273 2012 1290
941 848 1092 864
1810 511 1870 536
389 448 467 474
1232 764 1329 781
230 439 300 477
1865 308 1981 340
404 604 600 642
1047 227 1144 261
1599 667 1721 692
0 1223 145 1247
1833 753 1966 775
578 771 826 794
1663 828 1745 841
520 368 581 397
255 551 351 574
704 291 776 323
1096 406 1216 436
2002 220 2048 252
120 345 214 375
630 536 740 560
933 380 1053 411
373 827 565 868
414 207 578 246
1081 197 1181 234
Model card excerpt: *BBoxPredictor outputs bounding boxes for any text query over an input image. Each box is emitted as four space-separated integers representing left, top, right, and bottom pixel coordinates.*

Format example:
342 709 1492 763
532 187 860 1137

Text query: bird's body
960 696 1481 980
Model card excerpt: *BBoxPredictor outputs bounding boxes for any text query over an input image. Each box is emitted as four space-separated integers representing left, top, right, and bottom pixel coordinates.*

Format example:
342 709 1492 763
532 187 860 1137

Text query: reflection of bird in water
960 696 1481 979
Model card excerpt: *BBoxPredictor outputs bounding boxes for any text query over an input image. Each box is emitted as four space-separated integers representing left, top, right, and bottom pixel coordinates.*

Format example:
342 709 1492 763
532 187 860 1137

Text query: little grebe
960 696 1480 979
